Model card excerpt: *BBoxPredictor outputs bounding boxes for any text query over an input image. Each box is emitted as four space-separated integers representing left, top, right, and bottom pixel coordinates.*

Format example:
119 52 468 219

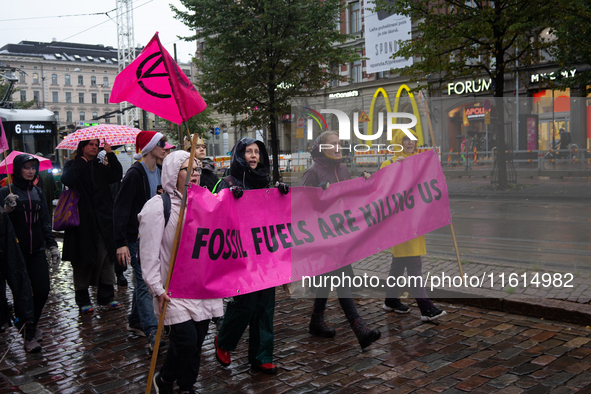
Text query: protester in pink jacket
139 150 223 394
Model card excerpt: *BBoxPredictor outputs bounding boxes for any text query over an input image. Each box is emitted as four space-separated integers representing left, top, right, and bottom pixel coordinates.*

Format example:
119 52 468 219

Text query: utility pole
116 0 139 127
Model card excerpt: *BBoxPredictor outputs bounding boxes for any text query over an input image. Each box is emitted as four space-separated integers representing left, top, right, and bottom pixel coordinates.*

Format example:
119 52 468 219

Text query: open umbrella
55 124 141 150
0 151 53 175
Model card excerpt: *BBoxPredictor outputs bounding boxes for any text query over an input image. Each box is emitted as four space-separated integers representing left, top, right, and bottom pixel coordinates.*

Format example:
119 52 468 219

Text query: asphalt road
427 198 591 272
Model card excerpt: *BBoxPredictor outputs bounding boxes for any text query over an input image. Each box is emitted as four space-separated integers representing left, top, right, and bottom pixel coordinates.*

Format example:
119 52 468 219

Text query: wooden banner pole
145 129 200 394
419 92 465 282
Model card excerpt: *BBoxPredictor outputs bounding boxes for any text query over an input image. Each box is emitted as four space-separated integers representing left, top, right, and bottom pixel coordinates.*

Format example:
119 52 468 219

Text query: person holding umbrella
0 154 60 352
60 139 123 313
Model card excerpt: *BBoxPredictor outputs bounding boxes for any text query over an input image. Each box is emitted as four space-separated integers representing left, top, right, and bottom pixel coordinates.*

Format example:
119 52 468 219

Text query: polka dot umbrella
55 124 142 150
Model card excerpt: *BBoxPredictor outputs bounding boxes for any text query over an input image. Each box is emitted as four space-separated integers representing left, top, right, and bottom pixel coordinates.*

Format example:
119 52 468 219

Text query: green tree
173 0 362 183
377 0 557 189
550 0 591 95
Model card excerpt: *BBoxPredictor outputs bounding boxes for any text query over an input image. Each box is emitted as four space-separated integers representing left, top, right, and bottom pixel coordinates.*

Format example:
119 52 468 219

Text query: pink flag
0 118 9 154
169 150 452 299
109 32 207 124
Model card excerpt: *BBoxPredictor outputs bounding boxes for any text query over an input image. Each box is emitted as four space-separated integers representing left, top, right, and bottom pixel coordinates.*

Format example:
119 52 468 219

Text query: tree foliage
550 0 591 95
161 106 220 147
172 0 362 182
376 0 558 189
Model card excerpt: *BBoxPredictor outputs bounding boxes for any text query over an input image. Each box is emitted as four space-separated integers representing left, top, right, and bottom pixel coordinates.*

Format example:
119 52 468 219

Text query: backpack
161 192 171 227
137 192 171 268
212 176 236 194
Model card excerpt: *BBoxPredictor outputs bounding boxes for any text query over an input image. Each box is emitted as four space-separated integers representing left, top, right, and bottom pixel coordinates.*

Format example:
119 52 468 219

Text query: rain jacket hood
392 129 418 159
229 137 270 189
161 150 190 196
12 154 39 190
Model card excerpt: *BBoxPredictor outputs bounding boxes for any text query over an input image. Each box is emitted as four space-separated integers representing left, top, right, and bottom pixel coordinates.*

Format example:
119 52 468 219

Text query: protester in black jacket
113 131 166 351
0 154 59 352
61 139 122 314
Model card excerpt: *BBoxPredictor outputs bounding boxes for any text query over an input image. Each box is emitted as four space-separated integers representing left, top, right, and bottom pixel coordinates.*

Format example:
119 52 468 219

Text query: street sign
214 127 221 135
297 117 305 128
483 99 491 111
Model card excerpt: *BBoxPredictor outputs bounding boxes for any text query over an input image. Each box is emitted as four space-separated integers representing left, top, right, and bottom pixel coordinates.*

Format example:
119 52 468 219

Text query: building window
79 111 85 121
91 76 97 87
52 92 59 102
65 92 72 103
330 64 340 88
78 75 84 86
91 93 97 104
53 111 59 122
32 73 40 84
104 93 109 104
92 111 98 120
20 90 26 102
66 111 73 123
65 75 71 85
51 74 58 85
79 93 84 103
33 91 40 102
350 2 360 34
105 114 111 124
350 60 362 83
103 76 109 87
19 72 26 83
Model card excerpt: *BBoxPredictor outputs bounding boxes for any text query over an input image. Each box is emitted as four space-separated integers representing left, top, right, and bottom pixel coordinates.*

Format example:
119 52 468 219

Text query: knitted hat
134 131 164 160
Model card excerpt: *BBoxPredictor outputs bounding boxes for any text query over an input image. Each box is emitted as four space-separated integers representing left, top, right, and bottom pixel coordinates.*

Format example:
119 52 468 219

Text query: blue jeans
127 241 158 334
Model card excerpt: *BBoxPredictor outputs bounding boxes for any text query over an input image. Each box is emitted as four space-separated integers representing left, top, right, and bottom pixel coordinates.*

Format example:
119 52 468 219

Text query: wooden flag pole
145 129 200 394
419 92 465 281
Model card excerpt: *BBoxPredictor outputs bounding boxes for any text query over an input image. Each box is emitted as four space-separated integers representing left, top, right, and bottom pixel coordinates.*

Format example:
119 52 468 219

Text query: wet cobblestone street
1 262 591 393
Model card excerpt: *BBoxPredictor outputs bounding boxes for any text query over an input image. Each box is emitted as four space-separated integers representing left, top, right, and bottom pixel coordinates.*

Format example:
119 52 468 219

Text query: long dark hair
76 139 99 158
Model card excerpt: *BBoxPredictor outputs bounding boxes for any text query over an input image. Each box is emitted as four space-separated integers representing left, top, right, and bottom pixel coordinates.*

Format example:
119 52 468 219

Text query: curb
448 192 590 202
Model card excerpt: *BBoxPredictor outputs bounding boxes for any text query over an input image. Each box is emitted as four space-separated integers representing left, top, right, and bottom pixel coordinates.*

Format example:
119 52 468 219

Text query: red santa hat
134 131 164 160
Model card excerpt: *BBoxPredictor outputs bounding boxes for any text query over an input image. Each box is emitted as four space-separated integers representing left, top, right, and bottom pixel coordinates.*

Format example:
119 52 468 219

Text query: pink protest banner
169 150 451 299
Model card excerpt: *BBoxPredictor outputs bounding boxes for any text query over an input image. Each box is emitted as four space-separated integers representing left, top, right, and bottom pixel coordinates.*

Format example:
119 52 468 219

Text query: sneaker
99 300 121 310
79 305 94 314
421 307 447 322
153 372 174 394
253 363 278 374
215 335 231 366
24 338 42 353
148 328 164 352
126 321 146 337
383 299 410 314
116 273 128 286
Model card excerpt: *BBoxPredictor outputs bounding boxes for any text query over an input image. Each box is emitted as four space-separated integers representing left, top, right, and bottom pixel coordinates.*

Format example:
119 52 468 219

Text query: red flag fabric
109 32 207 124
0 118 10 154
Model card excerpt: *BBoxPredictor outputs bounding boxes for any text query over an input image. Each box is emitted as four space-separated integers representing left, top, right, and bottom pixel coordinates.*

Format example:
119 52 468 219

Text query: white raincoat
138 150 223 325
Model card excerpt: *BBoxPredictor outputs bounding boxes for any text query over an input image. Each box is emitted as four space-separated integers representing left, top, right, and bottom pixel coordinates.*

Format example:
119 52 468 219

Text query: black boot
351 317 381 349
309 313 336 338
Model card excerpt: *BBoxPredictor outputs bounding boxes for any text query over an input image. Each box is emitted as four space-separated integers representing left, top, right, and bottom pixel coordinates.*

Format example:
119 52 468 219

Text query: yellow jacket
380 129 426 257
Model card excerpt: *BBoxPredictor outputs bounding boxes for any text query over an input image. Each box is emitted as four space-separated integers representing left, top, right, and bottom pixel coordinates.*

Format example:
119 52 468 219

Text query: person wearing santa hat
113 130 168 351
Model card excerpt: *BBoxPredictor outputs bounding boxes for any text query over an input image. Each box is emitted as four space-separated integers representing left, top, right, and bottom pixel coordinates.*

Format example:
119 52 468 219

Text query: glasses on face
157 140 166 148
180 166 202 175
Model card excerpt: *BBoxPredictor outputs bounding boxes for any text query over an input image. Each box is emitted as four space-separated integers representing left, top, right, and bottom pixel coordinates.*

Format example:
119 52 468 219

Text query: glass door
538 118 569 150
